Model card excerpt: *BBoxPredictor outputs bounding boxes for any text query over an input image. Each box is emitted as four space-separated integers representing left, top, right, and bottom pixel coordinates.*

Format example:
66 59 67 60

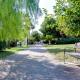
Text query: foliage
0 41 6 50
40 14 61 43
31 31 41 42
26 0 41 19
45 35 53 44
42 8 48 15
0 0 41 49
55 38 80 44
0 0 41 41
28 36 35 44
54 0 80 37
0 0 21 40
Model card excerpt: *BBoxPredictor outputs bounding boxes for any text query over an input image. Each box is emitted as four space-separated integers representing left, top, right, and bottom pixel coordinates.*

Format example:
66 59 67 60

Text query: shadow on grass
0 51 15 59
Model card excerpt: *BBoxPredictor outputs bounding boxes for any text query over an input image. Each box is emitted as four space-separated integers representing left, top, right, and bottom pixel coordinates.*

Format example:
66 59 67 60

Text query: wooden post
64 49 66 64
74 48 76 52
75 43 77 52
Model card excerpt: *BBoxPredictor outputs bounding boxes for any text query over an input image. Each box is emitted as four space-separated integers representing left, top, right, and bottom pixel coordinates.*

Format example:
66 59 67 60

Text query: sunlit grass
45 44 78 62
6 45 29 52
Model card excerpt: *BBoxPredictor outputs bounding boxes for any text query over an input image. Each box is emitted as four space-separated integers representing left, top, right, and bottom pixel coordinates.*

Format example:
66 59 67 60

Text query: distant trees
29 31 41 44
40 0 80 44
40 14 62 44
31 31 41 42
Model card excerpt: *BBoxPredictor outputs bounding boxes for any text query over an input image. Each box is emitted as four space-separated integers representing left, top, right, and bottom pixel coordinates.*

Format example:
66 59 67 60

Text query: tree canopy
31 31 41 42
54 0 80 37
0 0 41 41
40 14 62 44
40 14 61 38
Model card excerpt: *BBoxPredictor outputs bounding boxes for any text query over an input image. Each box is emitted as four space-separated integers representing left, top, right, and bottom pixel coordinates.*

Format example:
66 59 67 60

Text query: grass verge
0 51 14 59
0 45 29 59
45 44 79 63
6 45 29 52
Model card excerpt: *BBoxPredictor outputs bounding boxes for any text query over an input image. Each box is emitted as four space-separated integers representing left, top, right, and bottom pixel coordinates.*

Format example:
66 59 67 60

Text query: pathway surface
0 44 80 80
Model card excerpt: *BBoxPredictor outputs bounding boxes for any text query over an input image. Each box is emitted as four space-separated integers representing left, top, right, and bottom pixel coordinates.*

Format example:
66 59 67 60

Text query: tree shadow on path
0 52 80 80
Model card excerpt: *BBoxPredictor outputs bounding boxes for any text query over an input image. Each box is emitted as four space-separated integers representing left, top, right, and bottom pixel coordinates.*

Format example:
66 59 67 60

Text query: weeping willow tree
0 0 41 49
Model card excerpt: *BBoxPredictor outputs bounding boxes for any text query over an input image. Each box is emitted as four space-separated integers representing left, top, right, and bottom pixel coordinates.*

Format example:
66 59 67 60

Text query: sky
39 0 56 14
33 0 56 32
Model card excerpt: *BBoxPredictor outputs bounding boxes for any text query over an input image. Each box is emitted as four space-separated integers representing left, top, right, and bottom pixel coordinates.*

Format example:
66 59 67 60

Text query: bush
28 37 35 44
43 40 49 44
10 41 17 47
55 38 80 44
0 40 18 50
0 41 6 50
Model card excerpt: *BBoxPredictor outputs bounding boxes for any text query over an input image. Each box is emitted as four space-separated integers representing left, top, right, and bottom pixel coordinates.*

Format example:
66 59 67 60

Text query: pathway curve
0 44 80 80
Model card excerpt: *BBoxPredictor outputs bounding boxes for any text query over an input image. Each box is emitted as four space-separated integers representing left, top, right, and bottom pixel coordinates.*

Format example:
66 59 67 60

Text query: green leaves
54 0 80 37
0 0 40 41
40 14 61 42
26 0 41 20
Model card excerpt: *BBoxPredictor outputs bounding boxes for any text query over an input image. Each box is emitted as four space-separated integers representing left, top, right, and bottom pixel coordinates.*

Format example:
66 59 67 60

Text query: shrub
55 38 80 44
10 41 17 47
0 41 6 50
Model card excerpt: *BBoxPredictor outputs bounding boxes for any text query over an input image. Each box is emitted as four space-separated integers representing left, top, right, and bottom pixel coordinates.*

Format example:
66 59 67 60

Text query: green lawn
45 44 78 62
0 46 29 59
6 46 29 52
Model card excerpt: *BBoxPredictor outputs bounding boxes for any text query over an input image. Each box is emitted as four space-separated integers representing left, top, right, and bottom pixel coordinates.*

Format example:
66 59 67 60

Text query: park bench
64 42 80 63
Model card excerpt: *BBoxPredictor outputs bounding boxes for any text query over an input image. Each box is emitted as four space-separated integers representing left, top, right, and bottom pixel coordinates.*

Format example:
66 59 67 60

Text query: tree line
40 0 80 44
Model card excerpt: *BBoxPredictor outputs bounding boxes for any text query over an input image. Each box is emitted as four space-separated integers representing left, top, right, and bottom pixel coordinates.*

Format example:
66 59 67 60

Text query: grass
45 44 79 63
0 45 29 59
6 45 29 52
0 51 14 59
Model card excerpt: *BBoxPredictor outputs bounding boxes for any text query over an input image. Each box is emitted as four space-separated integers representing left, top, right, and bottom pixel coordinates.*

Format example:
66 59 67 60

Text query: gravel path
0 44 80 80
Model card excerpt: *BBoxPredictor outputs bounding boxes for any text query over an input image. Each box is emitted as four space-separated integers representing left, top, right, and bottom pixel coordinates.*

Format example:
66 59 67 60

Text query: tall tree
54 0 80 37
40 14 61 43
0 0 41 41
